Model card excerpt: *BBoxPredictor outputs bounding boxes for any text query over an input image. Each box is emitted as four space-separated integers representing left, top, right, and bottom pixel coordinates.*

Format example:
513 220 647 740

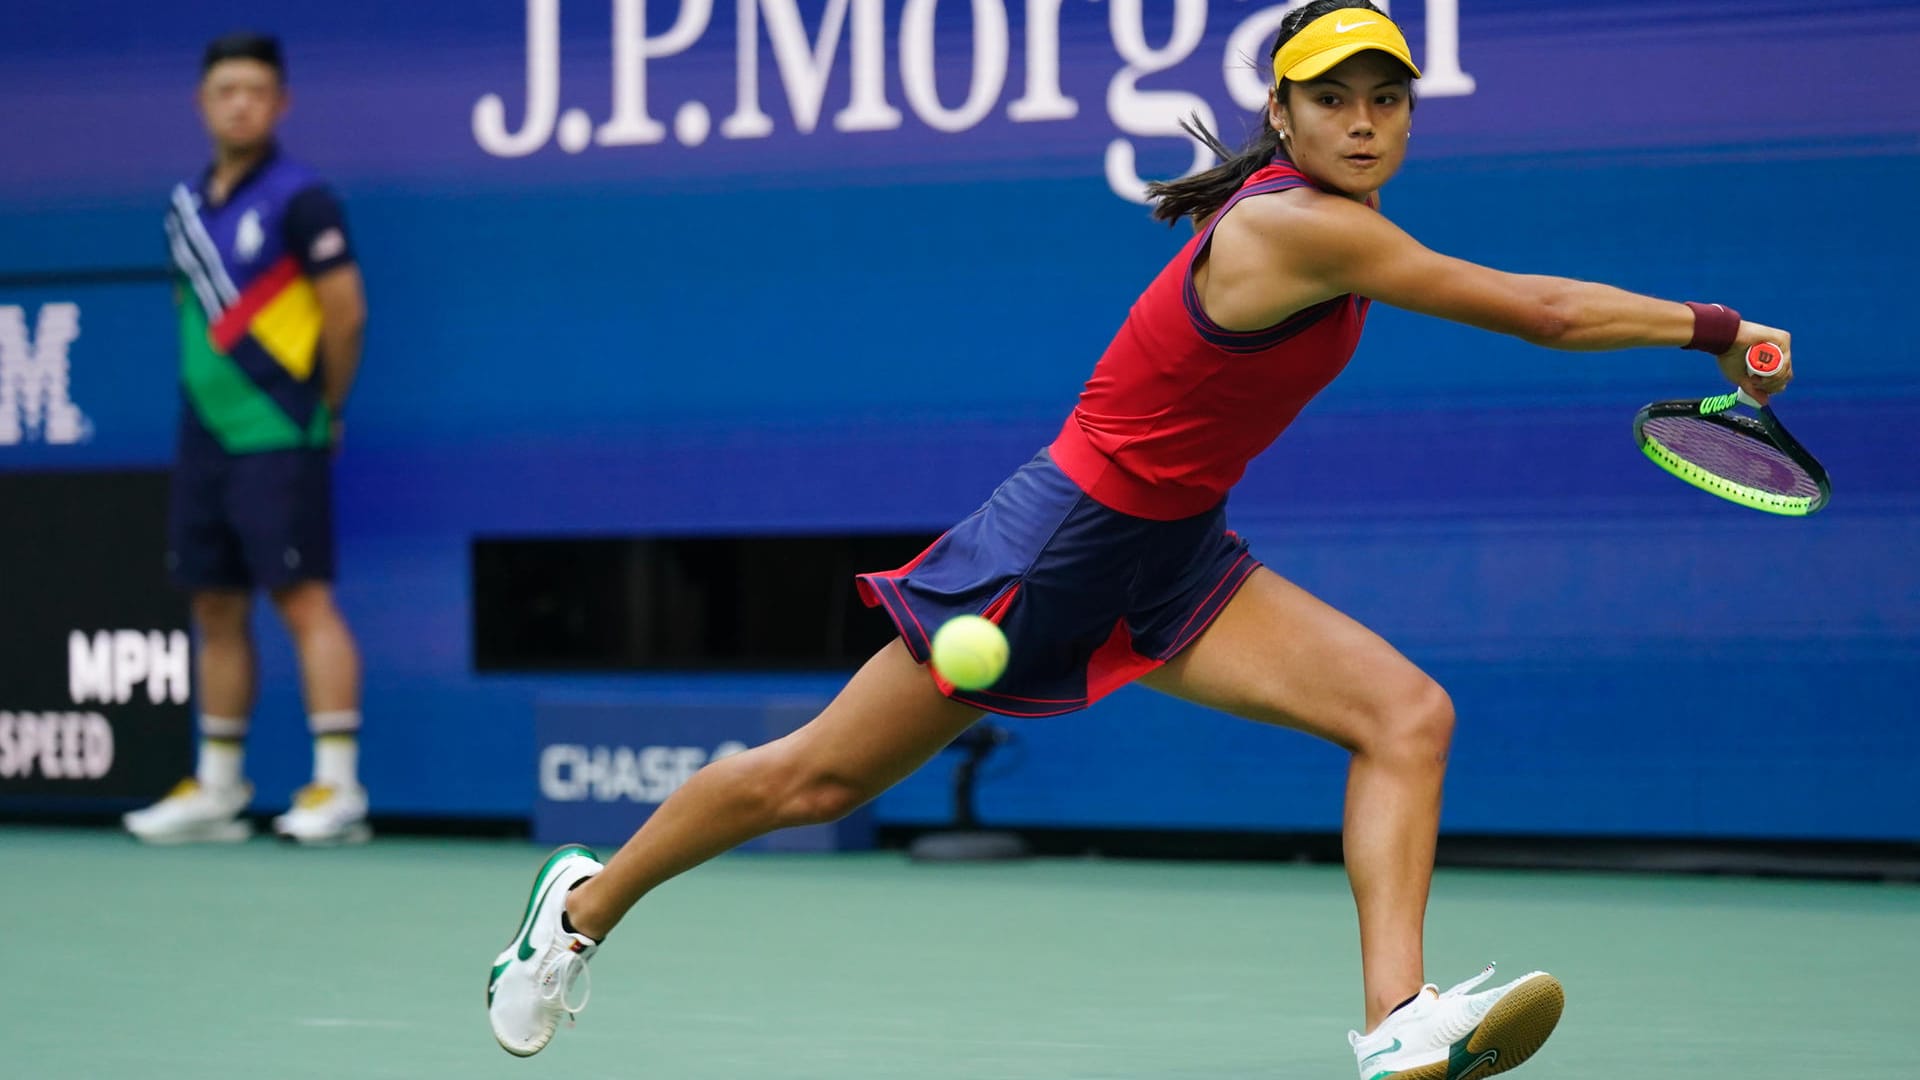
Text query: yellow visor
1271 10 1421 84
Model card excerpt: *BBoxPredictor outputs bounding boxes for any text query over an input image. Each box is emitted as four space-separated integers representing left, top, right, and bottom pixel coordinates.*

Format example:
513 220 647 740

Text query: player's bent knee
1361 677 1455 767
1399 678 1456 763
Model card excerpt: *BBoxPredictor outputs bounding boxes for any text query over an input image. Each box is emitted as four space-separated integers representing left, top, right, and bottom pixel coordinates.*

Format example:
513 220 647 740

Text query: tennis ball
930 615 1008 691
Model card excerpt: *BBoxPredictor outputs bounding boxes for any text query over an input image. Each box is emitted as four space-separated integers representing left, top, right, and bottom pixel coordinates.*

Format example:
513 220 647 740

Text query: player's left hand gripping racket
1633 342 1831 516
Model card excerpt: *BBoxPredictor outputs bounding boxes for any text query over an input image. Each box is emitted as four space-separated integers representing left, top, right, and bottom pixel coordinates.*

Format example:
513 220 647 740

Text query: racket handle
1739 342 1783 408
1746 342 1784 377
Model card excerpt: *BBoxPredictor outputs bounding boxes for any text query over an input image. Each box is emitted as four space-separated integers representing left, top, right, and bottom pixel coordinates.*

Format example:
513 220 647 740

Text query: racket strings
1640 415 1821 499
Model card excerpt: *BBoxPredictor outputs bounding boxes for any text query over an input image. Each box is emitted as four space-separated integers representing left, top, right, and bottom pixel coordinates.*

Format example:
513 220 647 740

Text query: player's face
198 59 286 155
1271 51 1412 199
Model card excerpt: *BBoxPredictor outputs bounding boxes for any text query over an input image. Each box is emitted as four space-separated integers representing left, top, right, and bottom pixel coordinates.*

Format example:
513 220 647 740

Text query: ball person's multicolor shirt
164 147 355 454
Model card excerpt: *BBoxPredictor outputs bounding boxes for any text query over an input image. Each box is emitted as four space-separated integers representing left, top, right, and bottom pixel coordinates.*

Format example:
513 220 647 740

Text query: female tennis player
486 3 1793 1077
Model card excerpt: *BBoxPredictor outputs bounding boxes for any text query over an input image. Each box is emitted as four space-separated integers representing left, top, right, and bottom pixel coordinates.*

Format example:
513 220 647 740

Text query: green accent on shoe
1366 1072 1394 1080
489 845 596 1005
487 959 509 1006
1448 1041 1500 1080
515 845 597 961
1359 1039 1402 1072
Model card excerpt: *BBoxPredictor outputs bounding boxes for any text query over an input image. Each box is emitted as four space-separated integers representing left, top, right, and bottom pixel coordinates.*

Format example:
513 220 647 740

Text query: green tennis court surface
6 827 1915 1079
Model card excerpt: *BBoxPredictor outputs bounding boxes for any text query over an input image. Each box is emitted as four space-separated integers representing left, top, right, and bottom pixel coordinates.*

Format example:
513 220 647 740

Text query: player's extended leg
487 638 980 1056
269 581 369 844
1140 567 1561 1080
575 637 978 929
1142 567 1446 1027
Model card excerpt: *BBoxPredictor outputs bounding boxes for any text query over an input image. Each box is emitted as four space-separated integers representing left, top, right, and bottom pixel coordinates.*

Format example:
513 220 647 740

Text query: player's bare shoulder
1197 187 1357 329
1209 184 1374 284
1214 181 1320 234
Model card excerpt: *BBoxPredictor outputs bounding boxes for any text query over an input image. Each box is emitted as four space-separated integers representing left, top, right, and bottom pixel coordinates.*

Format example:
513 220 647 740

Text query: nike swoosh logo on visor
1336 20 1378 32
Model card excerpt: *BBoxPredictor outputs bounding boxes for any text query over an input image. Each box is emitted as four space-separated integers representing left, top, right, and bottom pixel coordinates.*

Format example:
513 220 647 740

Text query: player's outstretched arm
1299 196 1695 348
1255 194 1793 397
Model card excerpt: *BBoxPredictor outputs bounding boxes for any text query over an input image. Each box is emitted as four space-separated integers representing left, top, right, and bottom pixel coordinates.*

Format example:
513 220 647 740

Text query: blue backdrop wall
3 0 1915 838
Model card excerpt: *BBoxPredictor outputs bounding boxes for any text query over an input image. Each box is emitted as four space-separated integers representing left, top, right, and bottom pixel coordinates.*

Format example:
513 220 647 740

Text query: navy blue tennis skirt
856 448 1259 717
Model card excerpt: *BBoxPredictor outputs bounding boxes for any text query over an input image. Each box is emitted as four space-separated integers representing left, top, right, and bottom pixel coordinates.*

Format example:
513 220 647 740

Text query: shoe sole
1393 973 1566 1080
127 819 253 845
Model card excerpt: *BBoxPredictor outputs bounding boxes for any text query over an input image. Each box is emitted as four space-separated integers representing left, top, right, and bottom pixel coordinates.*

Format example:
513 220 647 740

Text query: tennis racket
1633 342 1830 516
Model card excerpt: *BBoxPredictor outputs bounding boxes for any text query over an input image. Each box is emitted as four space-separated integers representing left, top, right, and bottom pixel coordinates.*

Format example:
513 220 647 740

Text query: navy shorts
167 445 335 591
856 449 1260 717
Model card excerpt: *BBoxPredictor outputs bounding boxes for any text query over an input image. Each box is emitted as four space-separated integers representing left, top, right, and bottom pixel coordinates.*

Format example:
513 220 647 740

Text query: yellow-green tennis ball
930 615 1008 691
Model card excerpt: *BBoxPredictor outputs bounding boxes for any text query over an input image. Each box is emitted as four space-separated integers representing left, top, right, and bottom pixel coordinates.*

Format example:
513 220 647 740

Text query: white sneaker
1349 964 1564 1080
123 778 253 844
487 845 604 1057
271 783 372 845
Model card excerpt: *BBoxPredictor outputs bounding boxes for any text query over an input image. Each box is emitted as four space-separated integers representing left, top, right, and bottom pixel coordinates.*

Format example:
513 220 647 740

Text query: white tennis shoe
271 783 371 845
1349 964 1564 1080
123 778 252 844
487 845 605 1057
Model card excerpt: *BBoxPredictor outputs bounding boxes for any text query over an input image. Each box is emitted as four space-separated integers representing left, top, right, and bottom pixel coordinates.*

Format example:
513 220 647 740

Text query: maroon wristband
1683 302 1741 355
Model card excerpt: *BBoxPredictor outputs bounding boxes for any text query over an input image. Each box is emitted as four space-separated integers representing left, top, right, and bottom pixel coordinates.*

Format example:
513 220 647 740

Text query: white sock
310 710 359 738
196 738 245 789
309 710 360 788
314 733 359 789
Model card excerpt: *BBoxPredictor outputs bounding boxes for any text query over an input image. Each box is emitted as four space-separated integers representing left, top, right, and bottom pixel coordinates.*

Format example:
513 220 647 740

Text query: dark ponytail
1146 0 1392 226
